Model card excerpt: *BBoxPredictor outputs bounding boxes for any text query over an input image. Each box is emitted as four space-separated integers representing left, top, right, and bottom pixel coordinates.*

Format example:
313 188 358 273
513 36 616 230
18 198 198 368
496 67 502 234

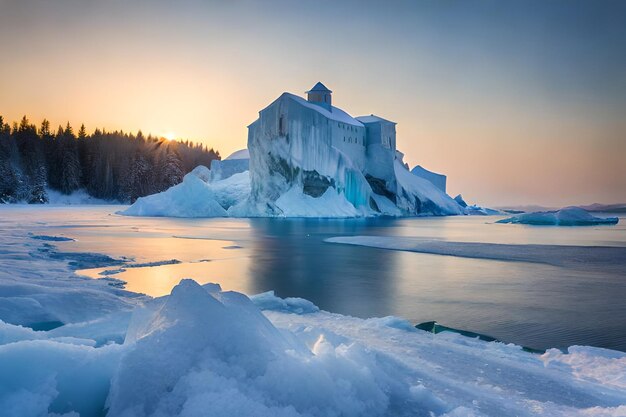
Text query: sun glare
163 132 176 141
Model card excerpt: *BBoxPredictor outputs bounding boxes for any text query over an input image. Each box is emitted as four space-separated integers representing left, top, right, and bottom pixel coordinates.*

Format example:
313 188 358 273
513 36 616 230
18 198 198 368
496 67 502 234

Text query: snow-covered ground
1 208 625 416
497 207 619 226
47 188 114 205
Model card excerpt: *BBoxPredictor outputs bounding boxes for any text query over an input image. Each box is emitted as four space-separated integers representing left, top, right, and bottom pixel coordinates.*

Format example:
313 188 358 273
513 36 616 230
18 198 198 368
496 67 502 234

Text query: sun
162 132 176 141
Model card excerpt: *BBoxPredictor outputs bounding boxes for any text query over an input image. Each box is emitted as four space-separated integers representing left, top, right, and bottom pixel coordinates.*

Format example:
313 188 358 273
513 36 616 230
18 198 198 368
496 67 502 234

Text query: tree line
0 115 220 203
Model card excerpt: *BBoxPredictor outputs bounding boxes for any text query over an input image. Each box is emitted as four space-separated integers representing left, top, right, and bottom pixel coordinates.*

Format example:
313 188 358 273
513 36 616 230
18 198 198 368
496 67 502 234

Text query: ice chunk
189 165 211 182
0 338 123 416
464 204 503 216
206 171 251 209
250 290 319 314
497 207 619 226
119 173 228 218
107 279 442 417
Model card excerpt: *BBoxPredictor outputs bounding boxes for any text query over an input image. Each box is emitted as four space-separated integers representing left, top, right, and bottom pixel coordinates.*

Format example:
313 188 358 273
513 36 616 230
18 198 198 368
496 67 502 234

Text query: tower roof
305 82 332 94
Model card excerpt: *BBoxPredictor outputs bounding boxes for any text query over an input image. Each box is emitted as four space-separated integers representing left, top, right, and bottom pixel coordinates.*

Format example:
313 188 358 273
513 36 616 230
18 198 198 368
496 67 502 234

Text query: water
2 205 626 352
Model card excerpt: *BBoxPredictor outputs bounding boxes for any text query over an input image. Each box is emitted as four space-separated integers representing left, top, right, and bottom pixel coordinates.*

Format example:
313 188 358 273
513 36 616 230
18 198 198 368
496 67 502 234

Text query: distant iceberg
496 207 619 226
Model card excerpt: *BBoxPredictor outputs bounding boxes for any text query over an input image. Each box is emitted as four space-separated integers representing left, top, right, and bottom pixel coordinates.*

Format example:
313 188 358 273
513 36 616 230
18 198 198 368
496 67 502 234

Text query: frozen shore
0 212 625 416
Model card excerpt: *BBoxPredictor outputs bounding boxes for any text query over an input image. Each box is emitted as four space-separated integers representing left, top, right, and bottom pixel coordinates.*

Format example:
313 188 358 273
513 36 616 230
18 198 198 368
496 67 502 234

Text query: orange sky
1 0 625 207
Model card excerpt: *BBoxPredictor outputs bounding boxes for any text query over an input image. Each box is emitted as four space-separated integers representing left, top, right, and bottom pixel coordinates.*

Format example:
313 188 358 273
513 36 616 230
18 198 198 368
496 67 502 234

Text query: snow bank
107 279 434 417
225 148 250 160
497 207 619 226
1 273 626 416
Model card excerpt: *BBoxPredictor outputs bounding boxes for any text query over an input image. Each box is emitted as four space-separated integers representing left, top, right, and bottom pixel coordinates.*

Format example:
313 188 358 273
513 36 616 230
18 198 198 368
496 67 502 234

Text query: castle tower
305 82 332 111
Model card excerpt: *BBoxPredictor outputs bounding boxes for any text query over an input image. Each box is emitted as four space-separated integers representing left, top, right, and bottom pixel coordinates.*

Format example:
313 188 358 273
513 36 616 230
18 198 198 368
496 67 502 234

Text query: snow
282 93 364 127
497 207 619 226
225 149 250 160
2 276 625 416
355 115 396 124
45 188 113 205
410 165 446 193
324 236 626 269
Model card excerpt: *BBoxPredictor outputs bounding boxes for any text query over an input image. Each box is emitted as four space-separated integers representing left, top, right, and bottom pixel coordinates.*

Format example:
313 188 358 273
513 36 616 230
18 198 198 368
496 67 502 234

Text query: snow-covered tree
59 123 81 194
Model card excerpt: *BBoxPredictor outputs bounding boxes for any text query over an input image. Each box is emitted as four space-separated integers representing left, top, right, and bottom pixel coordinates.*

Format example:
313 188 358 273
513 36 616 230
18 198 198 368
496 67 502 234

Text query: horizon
1 0 625 207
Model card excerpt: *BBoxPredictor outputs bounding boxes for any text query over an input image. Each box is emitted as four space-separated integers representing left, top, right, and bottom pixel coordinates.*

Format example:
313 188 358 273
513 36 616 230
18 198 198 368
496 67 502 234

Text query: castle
245 82 455 216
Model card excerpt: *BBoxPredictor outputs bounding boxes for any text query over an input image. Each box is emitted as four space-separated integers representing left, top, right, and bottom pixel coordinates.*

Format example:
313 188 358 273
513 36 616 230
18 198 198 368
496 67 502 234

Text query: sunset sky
1 0 625 206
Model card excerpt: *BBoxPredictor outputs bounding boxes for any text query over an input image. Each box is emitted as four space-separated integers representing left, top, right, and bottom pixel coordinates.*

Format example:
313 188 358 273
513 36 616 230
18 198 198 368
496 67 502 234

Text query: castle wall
247 94 371 210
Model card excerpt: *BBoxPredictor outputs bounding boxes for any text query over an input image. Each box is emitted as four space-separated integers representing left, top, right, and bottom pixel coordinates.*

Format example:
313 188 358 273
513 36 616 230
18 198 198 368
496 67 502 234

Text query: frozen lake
2 205 625 352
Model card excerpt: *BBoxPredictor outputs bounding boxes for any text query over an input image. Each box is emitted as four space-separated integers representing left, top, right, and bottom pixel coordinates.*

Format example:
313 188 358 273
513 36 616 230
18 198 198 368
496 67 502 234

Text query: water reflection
246 218 400 317
11 206 622 351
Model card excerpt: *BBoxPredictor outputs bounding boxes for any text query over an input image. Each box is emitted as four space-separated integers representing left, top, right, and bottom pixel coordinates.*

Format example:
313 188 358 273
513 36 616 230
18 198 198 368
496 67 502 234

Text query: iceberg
120 169 251 218
497 206 619 226
120 173 228 218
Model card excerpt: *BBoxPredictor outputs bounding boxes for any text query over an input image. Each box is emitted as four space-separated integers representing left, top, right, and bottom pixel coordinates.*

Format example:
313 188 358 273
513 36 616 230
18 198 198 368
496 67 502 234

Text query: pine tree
0 117 21 202
159 149 184 191
59 123 81 194
28 165 48 203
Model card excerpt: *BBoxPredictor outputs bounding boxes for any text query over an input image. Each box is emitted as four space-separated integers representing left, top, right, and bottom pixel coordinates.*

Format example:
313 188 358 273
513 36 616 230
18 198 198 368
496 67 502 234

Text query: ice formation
410 165 447 193
497 207 619 226
209 149 250 182
120 173 228 218
464 204 503 216
120 169 251 218
453 194 467 208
